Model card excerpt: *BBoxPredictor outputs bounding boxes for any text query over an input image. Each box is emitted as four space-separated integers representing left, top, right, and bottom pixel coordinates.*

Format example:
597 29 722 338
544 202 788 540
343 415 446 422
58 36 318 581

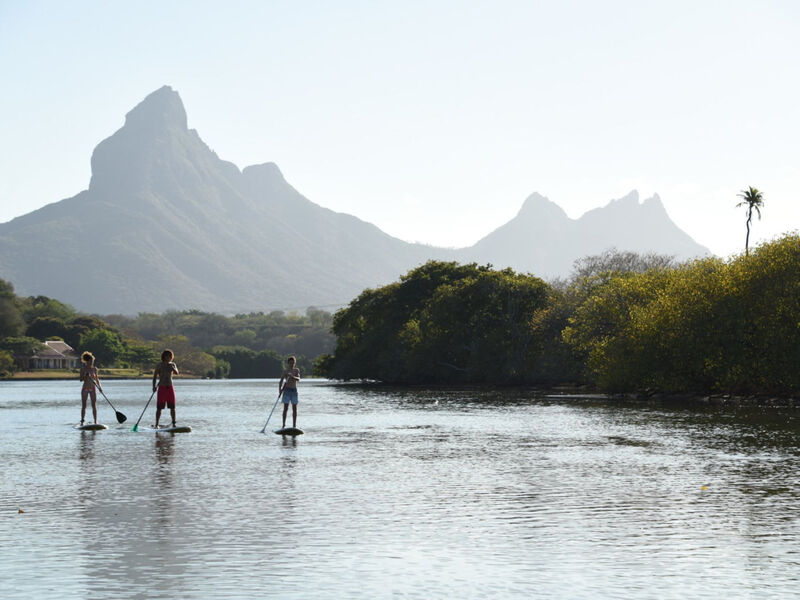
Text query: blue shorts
282 388 298 405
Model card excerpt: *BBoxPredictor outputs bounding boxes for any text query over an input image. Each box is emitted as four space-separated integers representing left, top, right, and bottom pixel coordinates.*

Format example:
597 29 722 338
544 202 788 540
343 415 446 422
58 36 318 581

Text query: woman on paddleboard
279 356 300 429
152 349 179 429
79 351 102 425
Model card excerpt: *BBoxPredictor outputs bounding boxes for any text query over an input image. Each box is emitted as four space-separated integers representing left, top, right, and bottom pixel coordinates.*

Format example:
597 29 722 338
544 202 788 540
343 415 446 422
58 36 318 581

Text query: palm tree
736 187 764 256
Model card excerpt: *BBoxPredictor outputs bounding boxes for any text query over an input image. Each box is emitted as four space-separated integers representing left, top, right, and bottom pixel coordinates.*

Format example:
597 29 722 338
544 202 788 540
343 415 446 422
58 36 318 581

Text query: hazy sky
1 0 798 257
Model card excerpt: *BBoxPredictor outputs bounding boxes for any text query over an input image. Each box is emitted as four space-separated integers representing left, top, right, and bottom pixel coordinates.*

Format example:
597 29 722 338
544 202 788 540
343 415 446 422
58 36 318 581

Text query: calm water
2 380 800 599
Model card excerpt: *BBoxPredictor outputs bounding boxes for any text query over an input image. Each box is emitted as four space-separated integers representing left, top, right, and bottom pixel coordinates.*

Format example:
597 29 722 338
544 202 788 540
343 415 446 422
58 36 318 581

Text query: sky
1 0 798 257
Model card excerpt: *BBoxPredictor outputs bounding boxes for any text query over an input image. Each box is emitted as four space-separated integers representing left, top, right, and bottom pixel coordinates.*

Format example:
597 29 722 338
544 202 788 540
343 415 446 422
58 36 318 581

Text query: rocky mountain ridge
0 86 708 314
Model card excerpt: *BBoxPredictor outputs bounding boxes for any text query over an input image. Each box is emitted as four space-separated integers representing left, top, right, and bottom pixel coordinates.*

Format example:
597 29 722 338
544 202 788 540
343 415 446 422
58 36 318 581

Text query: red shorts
157 386 176 410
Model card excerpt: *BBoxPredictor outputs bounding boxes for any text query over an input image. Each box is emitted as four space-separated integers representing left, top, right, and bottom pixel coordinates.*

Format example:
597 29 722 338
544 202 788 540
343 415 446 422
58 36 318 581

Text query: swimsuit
155 362 177 409
81 366 97 392
157 386 176 410
282 388 298 405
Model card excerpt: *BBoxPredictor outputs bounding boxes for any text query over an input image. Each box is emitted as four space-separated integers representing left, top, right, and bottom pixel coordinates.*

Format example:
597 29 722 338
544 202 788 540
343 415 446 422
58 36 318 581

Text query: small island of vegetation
319 233 800 397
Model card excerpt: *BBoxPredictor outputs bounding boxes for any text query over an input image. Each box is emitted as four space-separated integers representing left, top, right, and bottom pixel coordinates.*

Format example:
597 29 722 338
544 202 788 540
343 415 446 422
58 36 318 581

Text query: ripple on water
3 381 800 599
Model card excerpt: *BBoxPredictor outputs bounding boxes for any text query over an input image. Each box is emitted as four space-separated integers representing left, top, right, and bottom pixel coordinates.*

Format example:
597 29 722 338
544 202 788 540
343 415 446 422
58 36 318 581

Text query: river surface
2 379 800 599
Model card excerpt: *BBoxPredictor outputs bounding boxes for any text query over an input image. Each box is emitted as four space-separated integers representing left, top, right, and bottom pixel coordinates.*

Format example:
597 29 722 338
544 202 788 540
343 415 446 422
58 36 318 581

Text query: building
29 340 80 370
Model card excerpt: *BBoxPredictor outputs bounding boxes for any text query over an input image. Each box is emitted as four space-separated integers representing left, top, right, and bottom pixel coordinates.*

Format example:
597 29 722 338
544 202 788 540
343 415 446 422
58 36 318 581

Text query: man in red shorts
153 349 179 428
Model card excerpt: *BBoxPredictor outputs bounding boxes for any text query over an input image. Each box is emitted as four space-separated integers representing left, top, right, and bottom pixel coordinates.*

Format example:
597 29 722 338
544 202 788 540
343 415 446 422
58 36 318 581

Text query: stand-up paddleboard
137 425 192 433
74 423 108 431
274 427 304 436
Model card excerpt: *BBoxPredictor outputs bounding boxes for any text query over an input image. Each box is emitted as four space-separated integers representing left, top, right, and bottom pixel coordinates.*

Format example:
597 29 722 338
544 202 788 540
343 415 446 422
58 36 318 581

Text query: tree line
319 234 800 396
0 282 334 378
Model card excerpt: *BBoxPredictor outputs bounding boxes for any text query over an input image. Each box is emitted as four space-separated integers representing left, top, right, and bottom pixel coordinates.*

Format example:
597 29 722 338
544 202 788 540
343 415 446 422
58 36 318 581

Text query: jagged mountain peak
580 190 646 220
588 191 669 218
606 189 639 208
124 85 187 132
517 192 569 220
0 87 711 313
642 193 665 209
89 86 201 193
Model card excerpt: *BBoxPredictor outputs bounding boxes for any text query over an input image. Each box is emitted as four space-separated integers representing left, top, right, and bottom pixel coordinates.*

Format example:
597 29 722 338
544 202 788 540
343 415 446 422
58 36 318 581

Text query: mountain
0 86 708 314
459 190 709 277
0 86 451 314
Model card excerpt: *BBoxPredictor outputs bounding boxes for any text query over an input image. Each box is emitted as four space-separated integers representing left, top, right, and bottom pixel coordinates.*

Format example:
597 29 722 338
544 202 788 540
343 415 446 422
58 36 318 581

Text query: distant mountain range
0 86 708 314
463 189 708 277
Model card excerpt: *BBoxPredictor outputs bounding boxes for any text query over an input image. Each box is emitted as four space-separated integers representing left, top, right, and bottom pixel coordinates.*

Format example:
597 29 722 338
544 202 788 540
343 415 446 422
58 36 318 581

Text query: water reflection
3 381 800 599
280 434 298 449
78 430 97 462
155 433 176 465
154 434 175 529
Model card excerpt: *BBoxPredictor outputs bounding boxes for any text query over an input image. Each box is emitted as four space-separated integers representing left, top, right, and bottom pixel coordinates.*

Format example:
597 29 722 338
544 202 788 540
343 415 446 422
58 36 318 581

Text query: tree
0 336 45 370
180 350 217 376
121 341 158 369
212 358 231 379
0 350 14 377
0 278 25 339
19 295 76 322
208 346 283 378
63 315 114 349
325 262 552 384
0 336 45 354
79 329 125 367
26 317 67 341
570 248 676 281
736 186 764 256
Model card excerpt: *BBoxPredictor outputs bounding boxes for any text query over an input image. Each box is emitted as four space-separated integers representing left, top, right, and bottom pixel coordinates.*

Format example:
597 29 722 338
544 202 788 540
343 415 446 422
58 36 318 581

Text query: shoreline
1 373 325 382
4 375 799 407
325 381 800 407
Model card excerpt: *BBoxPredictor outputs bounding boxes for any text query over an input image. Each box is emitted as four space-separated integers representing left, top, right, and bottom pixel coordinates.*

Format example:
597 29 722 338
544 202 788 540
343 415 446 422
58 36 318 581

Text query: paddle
131 388 157 432
260 388 283 434
94 381 127 423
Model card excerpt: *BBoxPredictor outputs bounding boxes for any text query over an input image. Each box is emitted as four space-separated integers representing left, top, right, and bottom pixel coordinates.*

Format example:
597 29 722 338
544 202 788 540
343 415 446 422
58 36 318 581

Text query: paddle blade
131 423 139 432
116 411 127 424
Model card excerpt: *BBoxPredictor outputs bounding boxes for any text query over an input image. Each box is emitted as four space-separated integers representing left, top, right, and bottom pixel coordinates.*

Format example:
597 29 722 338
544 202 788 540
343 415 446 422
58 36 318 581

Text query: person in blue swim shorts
279 356 300 429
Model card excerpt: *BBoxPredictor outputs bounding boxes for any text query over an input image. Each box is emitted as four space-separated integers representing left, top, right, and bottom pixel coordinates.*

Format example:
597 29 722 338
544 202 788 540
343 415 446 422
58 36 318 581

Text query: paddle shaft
132 388 157 431
260 389 283 433
93 381 126 421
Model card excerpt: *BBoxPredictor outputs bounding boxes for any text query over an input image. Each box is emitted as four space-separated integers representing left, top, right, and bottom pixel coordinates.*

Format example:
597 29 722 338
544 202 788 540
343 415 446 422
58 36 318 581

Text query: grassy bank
8 368 151 380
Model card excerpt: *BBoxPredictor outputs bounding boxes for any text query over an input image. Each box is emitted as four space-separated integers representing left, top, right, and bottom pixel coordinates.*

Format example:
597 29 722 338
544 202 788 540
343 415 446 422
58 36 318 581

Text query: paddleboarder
152 349 179 429
279 356 300 429
79 351 102 425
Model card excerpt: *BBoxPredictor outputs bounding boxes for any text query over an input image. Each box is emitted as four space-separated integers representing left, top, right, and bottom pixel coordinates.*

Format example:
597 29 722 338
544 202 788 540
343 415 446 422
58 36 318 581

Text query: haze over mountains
466 189 708 277
0 86 708 315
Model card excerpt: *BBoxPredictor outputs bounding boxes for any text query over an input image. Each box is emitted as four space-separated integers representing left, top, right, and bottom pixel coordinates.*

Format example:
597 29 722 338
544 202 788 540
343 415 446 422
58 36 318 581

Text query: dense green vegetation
0 280 334 378
564 235 800 394
4 233 799 394
321 235 800 395
322 261 554 384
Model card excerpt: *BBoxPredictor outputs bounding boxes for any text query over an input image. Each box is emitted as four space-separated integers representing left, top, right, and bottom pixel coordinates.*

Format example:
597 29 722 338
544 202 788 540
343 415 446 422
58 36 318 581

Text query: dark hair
161 349 174 362
287 355 296 364
81 351 94 364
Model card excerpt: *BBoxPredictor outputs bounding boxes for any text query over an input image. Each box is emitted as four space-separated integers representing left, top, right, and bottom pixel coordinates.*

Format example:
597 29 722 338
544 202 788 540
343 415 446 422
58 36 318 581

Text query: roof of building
31 340 78 359
45 340 77 355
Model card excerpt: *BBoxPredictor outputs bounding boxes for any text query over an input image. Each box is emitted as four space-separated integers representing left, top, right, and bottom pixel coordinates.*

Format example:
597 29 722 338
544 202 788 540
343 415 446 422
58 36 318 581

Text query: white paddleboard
137 425 192 433
74 423 108 431
274 427 304 436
